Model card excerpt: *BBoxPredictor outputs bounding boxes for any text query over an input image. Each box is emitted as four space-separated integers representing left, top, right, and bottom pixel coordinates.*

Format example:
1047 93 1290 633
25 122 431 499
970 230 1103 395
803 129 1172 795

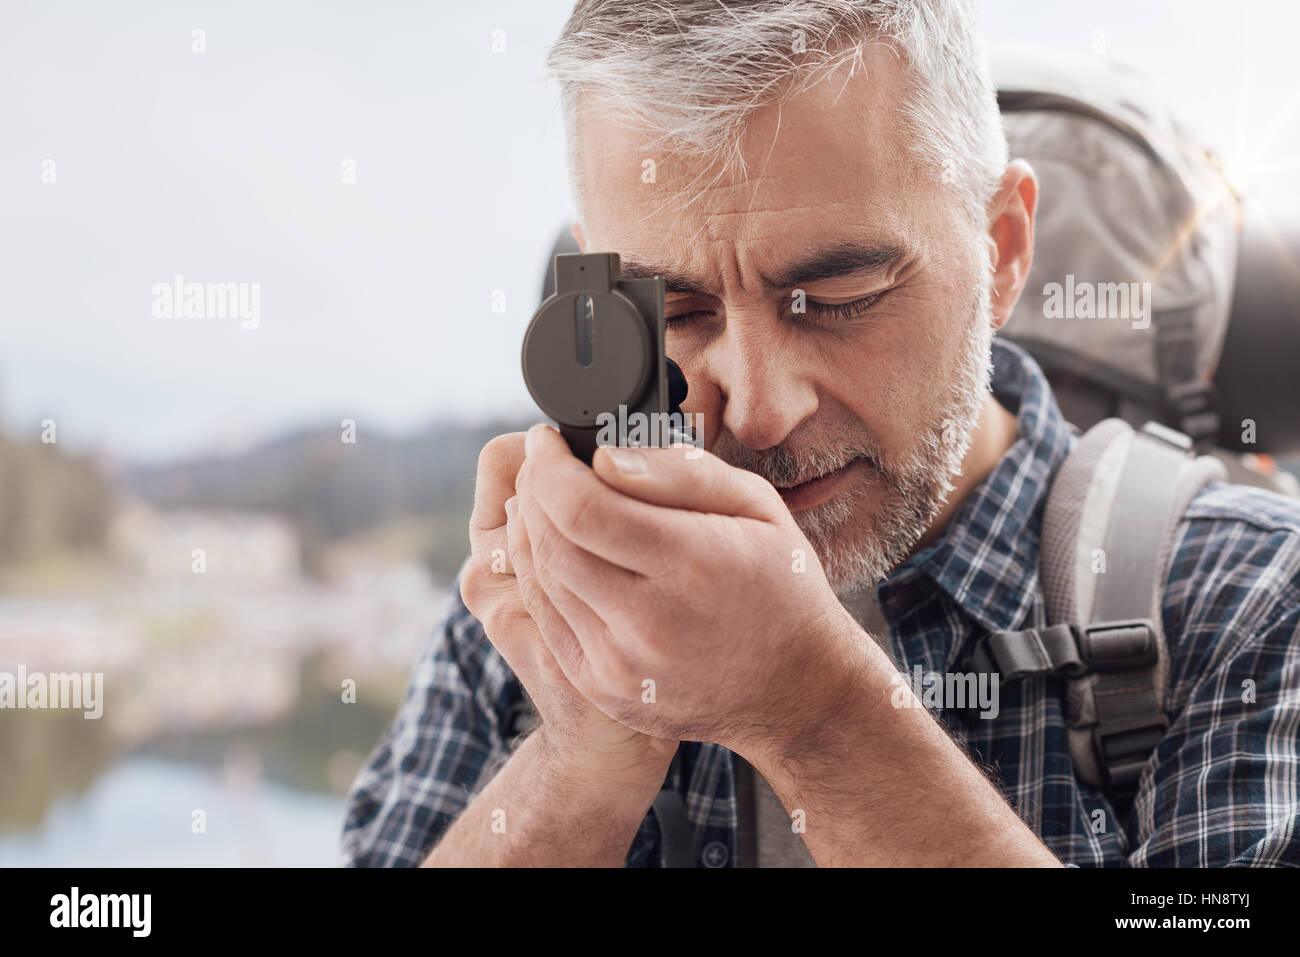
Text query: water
0 756 347 867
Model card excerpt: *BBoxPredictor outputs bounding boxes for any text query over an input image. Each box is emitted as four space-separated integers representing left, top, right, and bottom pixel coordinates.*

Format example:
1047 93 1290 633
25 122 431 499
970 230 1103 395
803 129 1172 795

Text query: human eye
664 295 718 327
665 309 714 327
803 290 885 322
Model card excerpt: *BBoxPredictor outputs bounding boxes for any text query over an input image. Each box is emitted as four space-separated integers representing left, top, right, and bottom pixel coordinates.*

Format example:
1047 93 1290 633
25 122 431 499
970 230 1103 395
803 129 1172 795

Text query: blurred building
109 500 300 582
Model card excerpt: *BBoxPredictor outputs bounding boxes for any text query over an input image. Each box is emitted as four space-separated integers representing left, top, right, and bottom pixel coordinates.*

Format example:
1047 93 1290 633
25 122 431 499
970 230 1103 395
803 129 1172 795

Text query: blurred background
1 0 1298 865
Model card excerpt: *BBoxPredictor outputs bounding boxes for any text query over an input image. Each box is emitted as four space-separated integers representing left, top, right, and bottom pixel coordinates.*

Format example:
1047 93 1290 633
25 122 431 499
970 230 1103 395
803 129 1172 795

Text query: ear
570 220 588 253
984 159 1038 330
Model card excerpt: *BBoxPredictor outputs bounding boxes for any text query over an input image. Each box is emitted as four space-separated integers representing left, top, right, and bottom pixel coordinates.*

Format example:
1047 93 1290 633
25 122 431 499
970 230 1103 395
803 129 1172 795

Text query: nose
708 317 819 451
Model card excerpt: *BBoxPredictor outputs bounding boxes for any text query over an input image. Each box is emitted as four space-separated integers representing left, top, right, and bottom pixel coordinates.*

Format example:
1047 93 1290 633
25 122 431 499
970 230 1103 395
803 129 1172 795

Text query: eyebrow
619 242 907 296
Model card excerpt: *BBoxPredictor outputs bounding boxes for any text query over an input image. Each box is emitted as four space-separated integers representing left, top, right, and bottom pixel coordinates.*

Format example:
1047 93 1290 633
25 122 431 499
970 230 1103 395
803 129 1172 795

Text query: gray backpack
967 418 1226 805
977 50 1296 809
994 49 1238 448
996 49 1299 495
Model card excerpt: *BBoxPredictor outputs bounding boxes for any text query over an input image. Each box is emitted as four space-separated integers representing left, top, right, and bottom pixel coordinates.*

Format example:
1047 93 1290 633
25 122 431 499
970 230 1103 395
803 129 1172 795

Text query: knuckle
475 433 525 500
478 432 522 476
531 521 563 571
479 602 505 639
515 567 544 610
533 549 560 594
505 525 527 569
529 547 550 585
559 488 597 539
471 433 525 531
459 568 482 615
481 599 523 642
506 546 526 581
514 455 533 493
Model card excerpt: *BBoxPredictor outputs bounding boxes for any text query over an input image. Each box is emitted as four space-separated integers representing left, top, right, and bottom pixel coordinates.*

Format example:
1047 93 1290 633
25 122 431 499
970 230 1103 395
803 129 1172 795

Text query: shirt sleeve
338 582 518 867
1127 600 1300 866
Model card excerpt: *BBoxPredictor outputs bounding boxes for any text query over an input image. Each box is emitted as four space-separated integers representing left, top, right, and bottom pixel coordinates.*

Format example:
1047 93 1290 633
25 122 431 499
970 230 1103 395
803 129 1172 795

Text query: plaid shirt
340 337 1300 867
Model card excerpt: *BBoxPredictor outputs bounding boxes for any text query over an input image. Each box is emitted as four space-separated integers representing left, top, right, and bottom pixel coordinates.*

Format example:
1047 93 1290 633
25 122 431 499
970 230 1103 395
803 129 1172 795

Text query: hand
459 431 679 782
513 424 861 759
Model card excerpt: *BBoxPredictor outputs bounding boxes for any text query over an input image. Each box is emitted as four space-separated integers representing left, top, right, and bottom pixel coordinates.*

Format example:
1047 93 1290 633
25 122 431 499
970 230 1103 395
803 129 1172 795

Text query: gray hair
546 0 1008 227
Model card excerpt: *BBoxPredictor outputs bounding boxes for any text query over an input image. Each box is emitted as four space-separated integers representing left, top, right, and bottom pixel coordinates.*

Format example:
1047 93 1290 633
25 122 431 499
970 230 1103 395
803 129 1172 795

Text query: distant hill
117 417 535 583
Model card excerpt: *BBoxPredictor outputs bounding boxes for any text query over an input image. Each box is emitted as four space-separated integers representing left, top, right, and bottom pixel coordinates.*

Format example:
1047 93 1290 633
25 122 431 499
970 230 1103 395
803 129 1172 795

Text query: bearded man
341 0 1300 868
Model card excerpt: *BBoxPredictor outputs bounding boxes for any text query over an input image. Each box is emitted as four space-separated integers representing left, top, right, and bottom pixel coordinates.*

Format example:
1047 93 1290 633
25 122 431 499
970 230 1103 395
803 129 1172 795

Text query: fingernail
605 447 646 474
504 496 518 522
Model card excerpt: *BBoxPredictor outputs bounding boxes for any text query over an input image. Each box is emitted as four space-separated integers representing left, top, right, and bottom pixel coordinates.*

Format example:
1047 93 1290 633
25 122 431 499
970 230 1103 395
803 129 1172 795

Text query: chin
793 481 887 592
796 476 936 597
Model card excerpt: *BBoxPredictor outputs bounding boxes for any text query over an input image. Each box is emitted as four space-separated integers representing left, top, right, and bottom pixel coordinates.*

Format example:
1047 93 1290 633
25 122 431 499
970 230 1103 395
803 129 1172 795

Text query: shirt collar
880 337 1075 640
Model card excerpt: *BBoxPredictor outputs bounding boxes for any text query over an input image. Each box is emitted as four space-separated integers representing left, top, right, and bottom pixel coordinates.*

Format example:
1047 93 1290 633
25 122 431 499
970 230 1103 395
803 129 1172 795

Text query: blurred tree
0 433 113 564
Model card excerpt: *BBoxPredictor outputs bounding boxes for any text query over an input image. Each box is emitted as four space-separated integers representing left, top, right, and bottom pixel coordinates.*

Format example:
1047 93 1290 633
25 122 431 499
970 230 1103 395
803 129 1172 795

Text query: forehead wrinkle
621 230 909 298
764 242 908 290
618 254 719 295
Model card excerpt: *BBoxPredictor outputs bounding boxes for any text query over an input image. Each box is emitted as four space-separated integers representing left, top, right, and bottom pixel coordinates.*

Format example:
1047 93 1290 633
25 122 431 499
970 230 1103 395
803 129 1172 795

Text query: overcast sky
2 0 1297 463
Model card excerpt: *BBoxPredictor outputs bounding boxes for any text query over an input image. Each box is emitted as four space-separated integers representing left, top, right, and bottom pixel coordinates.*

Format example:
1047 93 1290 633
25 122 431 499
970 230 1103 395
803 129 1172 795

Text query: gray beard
716 287 995 597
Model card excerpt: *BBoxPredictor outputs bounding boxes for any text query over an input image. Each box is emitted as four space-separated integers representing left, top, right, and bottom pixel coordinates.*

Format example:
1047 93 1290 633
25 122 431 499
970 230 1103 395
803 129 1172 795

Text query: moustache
712 436 895 491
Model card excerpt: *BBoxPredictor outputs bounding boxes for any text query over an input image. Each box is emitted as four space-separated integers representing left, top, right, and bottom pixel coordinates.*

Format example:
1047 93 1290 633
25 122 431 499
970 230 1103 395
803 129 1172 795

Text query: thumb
592 443 785 521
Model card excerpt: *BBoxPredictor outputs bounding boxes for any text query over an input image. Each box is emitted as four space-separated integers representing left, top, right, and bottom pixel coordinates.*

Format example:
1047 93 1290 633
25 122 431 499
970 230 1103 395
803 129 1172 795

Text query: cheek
822 298 963 452
667 291 962 453
823 325 930 440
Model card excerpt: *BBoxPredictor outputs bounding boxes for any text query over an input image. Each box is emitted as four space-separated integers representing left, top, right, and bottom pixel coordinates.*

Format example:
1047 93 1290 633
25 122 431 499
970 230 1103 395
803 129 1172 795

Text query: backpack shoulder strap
651 787 696 867
970 418 1225 805
1049 418 1225 801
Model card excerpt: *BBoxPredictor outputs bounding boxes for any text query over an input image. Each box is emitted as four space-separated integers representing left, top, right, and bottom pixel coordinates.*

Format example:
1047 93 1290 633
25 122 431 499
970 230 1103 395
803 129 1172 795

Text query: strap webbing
968 421 1203 805
651 788 696 868
1092 430 1185 627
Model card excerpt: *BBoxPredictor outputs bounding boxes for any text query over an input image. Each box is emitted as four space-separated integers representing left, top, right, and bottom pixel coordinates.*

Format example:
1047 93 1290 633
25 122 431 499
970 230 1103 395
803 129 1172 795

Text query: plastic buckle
1092 713 1170 798
1160 382 1219 444
1075 619 1158 672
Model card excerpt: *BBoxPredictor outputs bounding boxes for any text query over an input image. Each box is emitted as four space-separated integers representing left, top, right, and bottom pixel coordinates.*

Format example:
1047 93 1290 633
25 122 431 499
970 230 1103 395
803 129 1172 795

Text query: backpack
995 49 1237 447
965 417 1226 807
977 49 1298 812
995 48 1300 495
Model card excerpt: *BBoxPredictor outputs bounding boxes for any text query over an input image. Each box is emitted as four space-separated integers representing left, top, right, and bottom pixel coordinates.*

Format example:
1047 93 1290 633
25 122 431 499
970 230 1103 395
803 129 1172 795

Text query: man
341 0 1300 867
